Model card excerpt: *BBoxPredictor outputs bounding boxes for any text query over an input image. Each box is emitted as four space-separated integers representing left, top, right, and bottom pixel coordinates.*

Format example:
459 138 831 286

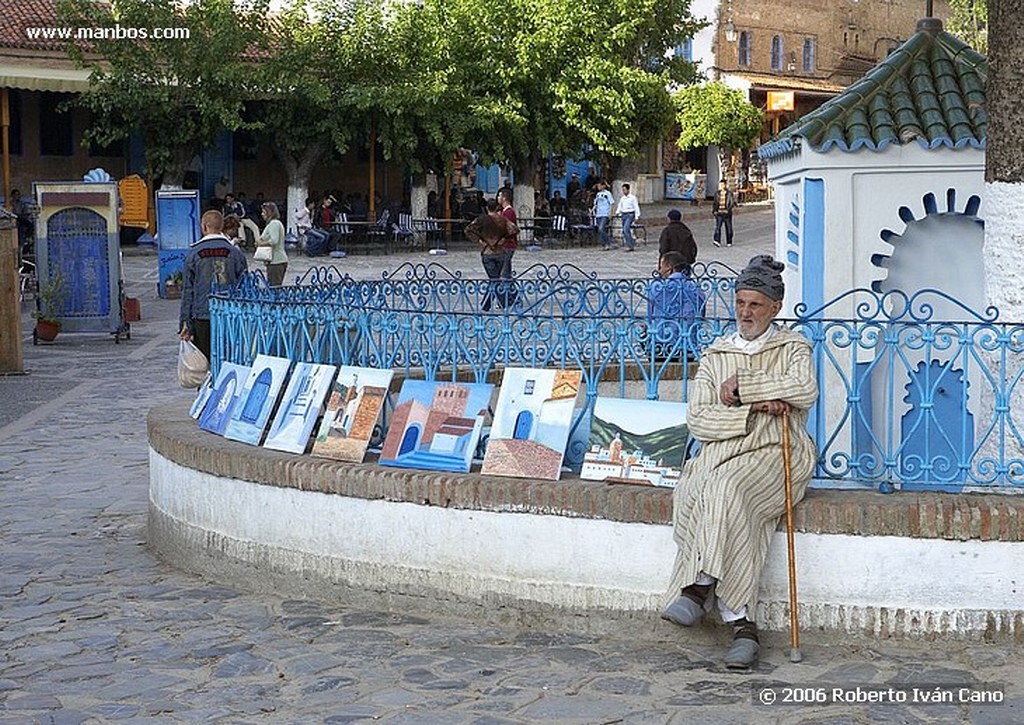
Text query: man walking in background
712 179 736 247
593 181 615 250
616 183 641 252
658 209 697 273
179 210 249 360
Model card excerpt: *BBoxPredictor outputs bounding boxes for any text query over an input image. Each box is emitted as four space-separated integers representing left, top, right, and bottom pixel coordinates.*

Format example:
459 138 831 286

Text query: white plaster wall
978 181 1024 468
983 181 1024 317
688 0 720 78
151 450 1024 637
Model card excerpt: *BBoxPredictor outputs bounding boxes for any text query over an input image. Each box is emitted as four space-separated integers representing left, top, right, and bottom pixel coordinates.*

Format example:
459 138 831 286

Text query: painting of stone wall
379 380 493 473
580 397 688 487
312 366 394 463
481 368 581 480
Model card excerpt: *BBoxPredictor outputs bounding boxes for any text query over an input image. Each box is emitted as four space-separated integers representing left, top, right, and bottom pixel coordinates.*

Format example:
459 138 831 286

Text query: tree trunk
981 0 1024 472
159 146 195 189
513 152 539 223
410 180 428 220
984 1 1024 315
611 155 642 202
717 146 733 187
275 141 327 233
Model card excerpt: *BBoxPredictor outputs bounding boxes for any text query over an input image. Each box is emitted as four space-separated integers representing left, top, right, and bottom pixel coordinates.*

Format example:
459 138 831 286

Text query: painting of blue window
263 362 338 454
379 380 493 473
223 355 293 446
481 368 581 480
198 362 251 435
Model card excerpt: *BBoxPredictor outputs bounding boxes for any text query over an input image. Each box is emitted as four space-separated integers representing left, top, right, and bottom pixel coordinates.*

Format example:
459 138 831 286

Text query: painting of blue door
900 360 973 490
399 425 421 456
240 368 273 423
513 410 534 440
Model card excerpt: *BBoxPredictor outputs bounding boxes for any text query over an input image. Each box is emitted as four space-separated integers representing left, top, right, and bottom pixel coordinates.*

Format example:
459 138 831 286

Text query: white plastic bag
178 339 209 389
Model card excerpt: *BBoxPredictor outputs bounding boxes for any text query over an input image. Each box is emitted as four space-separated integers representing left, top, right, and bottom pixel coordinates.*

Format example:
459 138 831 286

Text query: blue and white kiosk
32 181 129 343
156 189 200 299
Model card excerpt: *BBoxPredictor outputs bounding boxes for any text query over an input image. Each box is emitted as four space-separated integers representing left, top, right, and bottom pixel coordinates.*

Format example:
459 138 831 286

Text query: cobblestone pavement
2 205 1022 723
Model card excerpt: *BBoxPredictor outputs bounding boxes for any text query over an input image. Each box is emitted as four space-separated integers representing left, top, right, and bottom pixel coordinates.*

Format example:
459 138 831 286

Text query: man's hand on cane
752 400 791 416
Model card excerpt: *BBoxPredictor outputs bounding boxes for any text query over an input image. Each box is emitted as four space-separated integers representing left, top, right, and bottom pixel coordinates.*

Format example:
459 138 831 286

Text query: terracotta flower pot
123 297 142 322
35 319 61 342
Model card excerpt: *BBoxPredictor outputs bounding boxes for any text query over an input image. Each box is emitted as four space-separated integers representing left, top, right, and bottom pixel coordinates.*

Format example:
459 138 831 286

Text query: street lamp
724 20 737 43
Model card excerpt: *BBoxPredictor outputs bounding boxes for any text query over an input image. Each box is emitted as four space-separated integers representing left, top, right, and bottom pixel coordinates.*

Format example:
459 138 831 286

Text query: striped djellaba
665 326 819 617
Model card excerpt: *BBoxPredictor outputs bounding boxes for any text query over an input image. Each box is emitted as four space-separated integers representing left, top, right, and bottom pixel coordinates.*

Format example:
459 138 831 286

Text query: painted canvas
481 368 582 480
263 363 338 454
580 397 688 487
379 380 493 473
197 362 250 435
312 366 394 463
189 372 215 419
223 355 293 445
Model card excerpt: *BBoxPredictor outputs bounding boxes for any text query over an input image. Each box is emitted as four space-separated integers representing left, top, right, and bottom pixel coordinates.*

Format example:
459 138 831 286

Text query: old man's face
735 289 782 340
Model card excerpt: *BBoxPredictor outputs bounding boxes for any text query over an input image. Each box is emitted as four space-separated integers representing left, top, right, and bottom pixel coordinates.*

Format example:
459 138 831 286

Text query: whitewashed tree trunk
980 0 1024 476
275 141 327 234
411 182 428 220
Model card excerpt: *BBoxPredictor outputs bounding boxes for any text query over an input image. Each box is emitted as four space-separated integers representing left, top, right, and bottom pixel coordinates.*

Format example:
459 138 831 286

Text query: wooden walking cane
781 408 803 663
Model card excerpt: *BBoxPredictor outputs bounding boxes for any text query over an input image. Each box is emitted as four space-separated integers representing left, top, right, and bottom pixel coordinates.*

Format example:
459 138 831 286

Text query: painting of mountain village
312 366 394 463
580 397 688 487
481 368 582 480
379 380 493 473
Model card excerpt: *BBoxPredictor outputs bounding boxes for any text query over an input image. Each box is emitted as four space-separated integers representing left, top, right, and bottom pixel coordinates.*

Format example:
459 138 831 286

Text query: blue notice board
156 190 200 298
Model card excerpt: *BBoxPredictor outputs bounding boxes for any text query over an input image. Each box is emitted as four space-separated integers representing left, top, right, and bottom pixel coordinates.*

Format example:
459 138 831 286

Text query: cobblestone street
2 206 1021 723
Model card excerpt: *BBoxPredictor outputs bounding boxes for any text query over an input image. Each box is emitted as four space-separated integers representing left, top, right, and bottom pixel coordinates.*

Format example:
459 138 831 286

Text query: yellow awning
0 63 92 92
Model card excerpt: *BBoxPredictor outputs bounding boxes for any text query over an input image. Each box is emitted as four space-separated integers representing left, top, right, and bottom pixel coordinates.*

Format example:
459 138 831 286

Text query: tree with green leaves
60 0 270 186
439 0 703 214
947 0 988 55
673 81 764 184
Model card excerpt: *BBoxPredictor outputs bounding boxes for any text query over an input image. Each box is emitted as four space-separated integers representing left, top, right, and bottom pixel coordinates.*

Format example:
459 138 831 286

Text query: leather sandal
661 582 715 627
724 619 760 670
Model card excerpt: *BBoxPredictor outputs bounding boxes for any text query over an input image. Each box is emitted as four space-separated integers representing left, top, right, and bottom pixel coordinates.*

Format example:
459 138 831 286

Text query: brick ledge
148 403 1024 542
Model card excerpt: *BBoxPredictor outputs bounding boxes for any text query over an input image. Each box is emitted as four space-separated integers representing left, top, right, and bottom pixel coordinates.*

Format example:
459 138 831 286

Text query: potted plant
165 270 183 299
33 271 66 342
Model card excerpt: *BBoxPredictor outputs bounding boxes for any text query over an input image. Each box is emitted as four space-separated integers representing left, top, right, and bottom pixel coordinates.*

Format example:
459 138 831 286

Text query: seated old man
662 255 818 669
646 251 706 359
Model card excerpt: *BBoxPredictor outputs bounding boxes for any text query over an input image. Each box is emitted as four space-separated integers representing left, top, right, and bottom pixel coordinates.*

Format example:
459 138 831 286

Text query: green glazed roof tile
759 18 987 160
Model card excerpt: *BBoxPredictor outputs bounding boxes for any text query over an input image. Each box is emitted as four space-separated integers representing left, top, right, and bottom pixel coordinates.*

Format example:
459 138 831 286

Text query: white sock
717 599 748 623
695 572 716 586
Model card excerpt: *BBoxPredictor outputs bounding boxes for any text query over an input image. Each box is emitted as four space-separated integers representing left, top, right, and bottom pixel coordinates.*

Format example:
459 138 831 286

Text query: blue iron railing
209 264 1024 492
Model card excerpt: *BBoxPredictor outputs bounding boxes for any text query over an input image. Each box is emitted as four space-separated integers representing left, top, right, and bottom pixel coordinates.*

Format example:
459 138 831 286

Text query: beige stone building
658 0 953 197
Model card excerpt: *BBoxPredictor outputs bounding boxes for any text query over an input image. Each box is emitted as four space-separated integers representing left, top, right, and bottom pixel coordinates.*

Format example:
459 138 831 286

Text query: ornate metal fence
210 264 1024 492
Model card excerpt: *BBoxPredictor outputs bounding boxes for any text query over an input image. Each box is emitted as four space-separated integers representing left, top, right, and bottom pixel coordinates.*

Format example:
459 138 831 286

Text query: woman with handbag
257 201 288 286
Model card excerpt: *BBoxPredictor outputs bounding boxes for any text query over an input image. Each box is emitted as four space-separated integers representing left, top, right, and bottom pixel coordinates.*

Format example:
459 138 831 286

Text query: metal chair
366 209 391 253
393 213 416 247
